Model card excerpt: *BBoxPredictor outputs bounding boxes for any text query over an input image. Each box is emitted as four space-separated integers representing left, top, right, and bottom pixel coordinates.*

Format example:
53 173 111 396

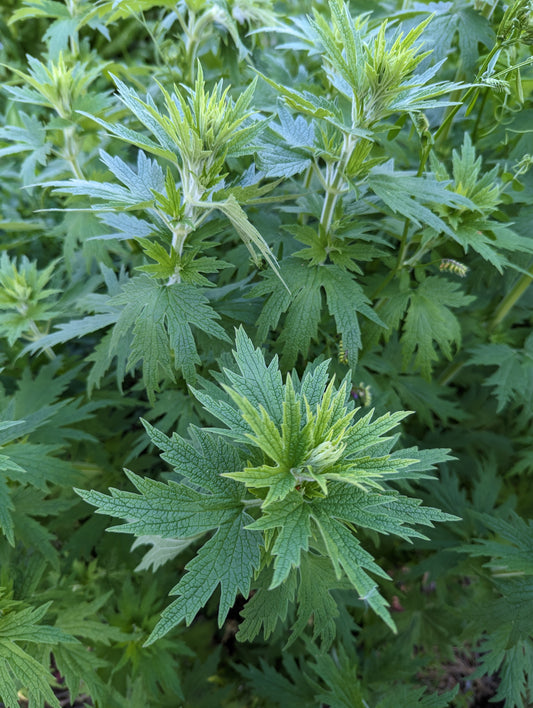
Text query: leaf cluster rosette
78 328 456 642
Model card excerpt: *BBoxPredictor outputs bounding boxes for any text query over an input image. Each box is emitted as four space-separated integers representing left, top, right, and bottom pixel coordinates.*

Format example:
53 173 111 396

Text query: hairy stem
27 320 56 360
182 9 216 85
166 170 204 285
62 126 84 179
319 134 354 243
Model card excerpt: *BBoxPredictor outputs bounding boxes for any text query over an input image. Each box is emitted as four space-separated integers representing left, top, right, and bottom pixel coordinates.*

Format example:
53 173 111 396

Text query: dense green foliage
0 0 532 705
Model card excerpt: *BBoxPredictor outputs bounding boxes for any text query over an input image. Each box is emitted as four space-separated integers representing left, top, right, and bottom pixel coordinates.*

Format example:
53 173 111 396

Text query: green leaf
147 508 261 642
109 275 230 401
221 326 285 425
368 166 475 238
132 534 204 572
0 597 75 708
237 655 316 707
247 493 312 587
0 642 60 708
277 266 322 368
214 195 285 287
466 578 533 708
53 643 115 708
320 266 384 366
0 601 72 644
465 512 533 575
312 510 395 630
412 4 494 76
78 468 243 539
254 260 384 368
22 312 119 356
257 103 314 178
307 642 367 708
343 409 411 457
401 277 475 377
237 565 297 643
375 685 459 708
0 111 52 185
76 429 262 642
51 149 164 208
468 334 533 411
0 467 16 545
287 554 348 649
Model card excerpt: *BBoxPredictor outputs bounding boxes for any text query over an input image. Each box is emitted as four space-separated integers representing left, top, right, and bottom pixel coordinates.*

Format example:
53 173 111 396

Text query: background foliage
0 0 532 705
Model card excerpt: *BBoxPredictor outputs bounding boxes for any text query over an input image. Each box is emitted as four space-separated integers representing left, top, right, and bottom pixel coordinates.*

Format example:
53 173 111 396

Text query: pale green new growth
2 53 107 120
79 328 456 642
222 373 415 503
0 253 59 348
73 64 284 284
2 0 533 703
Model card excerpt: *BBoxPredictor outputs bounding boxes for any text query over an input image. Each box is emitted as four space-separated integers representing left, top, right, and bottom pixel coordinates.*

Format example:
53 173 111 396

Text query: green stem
319 134 354 242
403 237 441 269
438 358 466 386
395 222 410 272
432 43 501 152
28 320 56 360
185 24 198 85
66 0 79 56
490 264 533 331
166 171 204 285
62 126 84 179
371 115 435 302
303 163 314 190
69 33 79 58
241 498 263 508
183 9 216 85
137 11 164 66
434 86 464 148
472 88 489 143
312 161 329 191
438 264 533 386
370 267 395 303
298 164 315 226
479 0 499 20
370 220 410 301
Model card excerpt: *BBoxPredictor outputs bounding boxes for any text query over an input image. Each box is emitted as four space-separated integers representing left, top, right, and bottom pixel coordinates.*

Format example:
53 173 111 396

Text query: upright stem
62 126 84 179
490 265 533 330
371 114 432 302
432 43 501 153
298 164 315 226
370 220 411 301
137 11 164 66
472 88 489 142
434 86 463 148
27 320 56 360
182 9 216 85
319 134 354 242
438 264 533 386
166 170 203 286
438 358 466 386
69 34 79 57
66 0 79 56
167 220 191 285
